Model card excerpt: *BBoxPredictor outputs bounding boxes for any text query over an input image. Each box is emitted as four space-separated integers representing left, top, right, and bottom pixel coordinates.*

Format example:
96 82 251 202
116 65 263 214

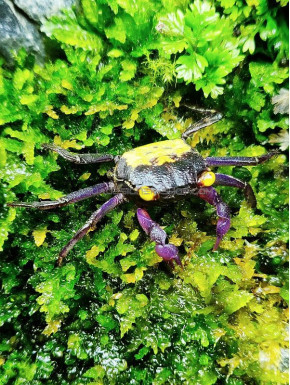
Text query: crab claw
155 244 182 266
137 208 182 267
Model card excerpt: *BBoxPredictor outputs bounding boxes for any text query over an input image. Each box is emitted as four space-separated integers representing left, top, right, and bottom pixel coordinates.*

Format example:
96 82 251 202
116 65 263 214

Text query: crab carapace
8 109 276 266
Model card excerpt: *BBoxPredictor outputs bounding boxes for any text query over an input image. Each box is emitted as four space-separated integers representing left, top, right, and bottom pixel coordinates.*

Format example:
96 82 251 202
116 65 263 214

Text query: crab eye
198 171 216 187
138 186 158 201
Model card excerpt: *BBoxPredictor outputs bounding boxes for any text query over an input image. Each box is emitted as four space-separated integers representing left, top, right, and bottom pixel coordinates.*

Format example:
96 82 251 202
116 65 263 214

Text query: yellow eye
198 171 216 187
138 186 158 201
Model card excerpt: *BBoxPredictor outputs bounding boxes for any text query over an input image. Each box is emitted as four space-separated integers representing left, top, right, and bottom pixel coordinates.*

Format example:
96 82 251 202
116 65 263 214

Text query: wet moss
0 0 288 384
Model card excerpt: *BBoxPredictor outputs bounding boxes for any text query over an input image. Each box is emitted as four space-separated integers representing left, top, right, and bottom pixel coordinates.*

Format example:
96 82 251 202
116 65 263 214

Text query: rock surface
13 0 76 23
0 0 77 63
0 0 44 63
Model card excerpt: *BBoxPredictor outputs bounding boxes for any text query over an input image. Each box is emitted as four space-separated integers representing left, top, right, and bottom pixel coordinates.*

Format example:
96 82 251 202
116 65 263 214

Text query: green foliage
217 0 289 62
43 10 103 52
0 0 288 384
157 1 243 97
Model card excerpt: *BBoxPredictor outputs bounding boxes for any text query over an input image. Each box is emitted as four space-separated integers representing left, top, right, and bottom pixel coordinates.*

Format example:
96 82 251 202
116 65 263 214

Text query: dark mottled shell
113 139 207 202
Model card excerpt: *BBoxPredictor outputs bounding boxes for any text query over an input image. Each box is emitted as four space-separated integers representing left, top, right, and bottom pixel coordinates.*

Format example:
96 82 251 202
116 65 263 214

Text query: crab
8 109 276 266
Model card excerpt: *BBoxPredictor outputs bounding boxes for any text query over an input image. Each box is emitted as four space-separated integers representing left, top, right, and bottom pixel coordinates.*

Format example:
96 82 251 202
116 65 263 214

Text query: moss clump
0 0 288 384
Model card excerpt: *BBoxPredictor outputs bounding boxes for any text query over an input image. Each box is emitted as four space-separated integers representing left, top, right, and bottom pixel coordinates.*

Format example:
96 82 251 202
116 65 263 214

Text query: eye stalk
198 171 216 187
138 186 159 201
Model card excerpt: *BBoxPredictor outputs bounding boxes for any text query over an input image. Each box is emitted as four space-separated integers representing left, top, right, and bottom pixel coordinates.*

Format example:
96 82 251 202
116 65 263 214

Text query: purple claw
198 186 231 251
137 208 182 267
137 208 156 234
155 244 182 266
137 208 167 244
213 212 231 250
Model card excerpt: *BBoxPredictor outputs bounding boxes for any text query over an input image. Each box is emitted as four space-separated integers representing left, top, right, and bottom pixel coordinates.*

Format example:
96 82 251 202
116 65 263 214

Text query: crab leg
42 143 115 164
58 193 124 265
137 208 182 267
198 186 231 250
206 152 277 167
182 111 223 139
214 173 256 208
183 105 221 115
7 182 115 210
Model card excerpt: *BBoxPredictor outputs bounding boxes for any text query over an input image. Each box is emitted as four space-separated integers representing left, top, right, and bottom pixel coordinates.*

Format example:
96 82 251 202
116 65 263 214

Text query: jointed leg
198 186 231 250
214 173 256 208
182 111 223 139
42 143 115 164
58 193 124 265
137 208 182 267
206 152 277 167
183 105 221 115
8 182 115 210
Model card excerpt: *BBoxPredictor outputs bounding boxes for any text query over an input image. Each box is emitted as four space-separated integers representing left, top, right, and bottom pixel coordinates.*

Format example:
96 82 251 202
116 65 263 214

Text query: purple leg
206 151 277 167
58 193 124 265
198 186 231 250
137 208 182 267
42 143 115 164
7 182 115 210
214 173 256 208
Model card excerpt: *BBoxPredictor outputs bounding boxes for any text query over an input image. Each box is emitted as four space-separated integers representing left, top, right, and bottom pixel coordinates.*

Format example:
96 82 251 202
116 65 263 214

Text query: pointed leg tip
41 142 53 148
244 186 257 209
41 143 50 150
176 259 184 270
166 256 183 270
6 202 27 208
57 256 64 266
261 150 280 163
270 149 280 156
249 200 257 209
174 255 183 267
213 239 221 251
57 249 67 266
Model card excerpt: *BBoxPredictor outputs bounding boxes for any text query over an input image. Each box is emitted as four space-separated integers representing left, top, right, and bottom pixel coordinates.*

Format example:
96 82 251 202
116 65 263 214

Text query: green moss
0 0 288 384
